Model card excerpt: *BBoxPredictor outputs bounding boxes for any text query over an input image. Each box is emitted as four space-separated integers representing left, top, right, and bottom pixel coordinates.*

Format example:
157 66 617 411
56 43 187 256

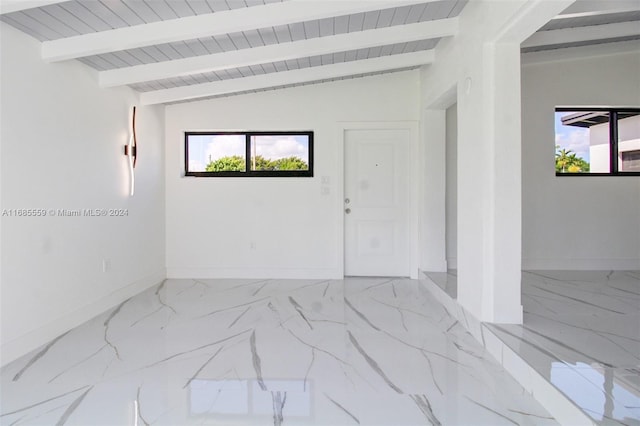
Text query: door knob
345 208 351 214
344 198 350 204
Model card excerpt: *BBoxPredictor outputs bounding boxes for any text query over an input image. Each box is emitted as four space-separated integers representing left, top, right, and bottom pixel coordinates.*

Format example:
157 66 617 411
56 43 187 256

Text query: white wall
521 44 640 270
445 104 457 269
0 23 166 365
165 71 420 279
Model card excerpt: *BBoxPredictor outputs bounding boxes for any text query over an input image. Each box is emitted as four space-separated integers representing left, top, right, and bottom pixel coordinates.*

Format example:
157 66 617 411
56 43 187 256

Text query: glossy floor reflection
1 278 556 425
491 271 640 426
425 270 640 426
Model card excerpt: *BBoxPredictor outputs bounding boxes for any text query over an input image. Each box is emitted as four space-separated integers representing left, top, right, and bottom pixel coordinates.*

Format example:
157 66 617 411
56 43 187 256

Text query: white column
420 109 447 272
420 0 575 324
484 41 524 323
456 42 523 324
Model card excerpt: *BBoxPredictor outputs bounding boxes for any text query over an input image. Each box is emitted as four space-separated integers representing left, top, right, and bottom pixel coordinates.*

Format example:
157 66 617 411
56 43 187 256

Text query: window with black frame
554 107 640 176
185 131 314 177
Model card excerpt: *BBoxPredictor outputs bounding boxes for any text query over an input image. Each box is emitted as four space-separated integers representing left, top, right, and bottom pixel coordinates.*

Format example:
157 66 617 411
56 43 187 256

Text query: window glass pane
617 112 640 173
555 110 609 173
250 135 310 171
621 151 640 172
187 134 246 172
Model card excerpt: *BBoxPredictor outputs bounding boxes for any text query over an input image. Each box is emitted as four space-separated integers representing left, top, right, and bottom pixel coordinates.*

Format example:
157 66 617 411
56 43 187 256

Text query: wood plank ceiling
1 0 638 105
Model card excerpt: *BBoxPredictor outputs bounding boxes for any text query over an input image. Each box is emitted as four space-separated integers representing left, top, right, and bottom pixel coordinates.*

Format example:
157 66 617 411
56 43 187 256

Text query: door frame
337 121 420 279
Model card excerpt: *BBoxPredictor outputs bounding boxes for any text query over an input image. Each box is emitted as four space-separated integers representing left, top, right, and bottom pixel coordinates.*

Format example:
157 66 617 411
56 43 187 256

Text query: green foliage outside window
555 146 590 173
205 155 246 172
206 155 308 172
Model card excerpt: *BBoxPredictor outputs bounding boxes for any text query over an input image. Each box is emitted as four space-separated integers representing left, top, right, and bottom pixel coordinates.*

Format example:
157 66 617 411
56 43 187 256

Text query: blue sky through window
555 112 590 162
187 134 309 172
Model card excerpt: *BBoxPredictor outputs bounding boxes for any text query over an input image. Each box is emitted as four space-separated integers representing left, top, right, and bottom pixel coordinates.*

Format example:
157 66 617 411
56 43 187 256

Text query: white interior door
344 129 410 276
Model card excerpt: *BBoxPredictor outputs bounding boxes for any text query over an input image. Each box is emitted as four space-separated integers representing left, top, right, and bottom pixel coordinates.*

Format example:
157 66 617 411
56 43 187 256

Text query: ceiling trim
99 18 457 88
0 0 66 14
41 0 435 63
522 39 640 65
489 0 574 44
555 0 640 20
140 50 434 105
522 21 640 48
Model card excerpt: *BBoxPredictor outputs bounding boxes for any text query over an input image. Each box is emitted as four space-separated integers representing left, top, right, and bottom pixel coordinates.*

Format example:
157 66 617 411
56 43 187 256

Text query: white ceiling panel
258 27 279 45
272 24 292 43
170 40 196 57
449 0 467 18
196 37 220 53
0 13 46 39
40 3 95 33
77 56 106 70
213 33 236 51
288 21 305 41
333 14 349 34
1 10 63 39
273 61 287 73
249 64 266 75
183 38 209 56
11 0 634 104
348 12 365 32
228 31 251 49
390 5 413 26
204 0 230 12
261 62 276 74
121 1 163 24
80 1 130 29
422 1 444 21
164 66 420 104
406 3 428 24
57 2 113 33
375 8 395 28
155 43 184 60
367 45 382 58
438 1 458 19
128 37 437 92
185 0 213 15
243 29 265 48
362 10 380 31
298 56 311 69
334 51 348 63
138 45 170 62
303 19 319 39
164 0 198 18
143 0 180 20
101 0 146 26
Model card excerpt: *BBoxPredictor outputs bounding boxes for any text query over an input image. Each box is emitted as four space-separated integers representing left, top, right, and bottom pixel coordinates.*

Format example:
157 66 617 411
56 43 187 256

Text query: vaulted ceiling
1 0 639 105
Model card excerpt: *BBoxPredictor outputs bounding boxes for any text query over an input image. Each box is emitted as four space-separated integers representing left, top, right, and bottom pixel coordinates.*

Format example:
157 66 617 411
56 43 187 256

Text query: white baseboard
522 258 640 270
167 267 342 280
419 260 448 273
0 269 166 368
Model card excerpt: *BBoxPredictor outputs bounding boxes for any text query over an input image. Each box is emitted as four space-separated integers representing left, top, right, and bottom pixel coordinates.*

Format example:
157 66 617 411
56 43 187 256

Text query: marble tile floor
1 277 558 425
425 270 640 426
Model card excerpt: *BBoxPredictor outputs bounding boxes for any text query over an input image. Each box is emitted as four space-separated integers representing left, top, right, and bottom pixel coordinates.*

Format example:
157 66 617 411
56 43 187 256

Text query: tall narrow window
185 131 313 177
555 108 640 176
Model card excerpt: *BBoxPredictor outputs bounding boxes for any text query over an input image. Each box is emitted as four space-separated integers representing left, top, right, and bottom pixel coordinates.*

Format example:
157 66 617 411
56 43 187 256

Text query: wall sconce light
124 106 138 196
